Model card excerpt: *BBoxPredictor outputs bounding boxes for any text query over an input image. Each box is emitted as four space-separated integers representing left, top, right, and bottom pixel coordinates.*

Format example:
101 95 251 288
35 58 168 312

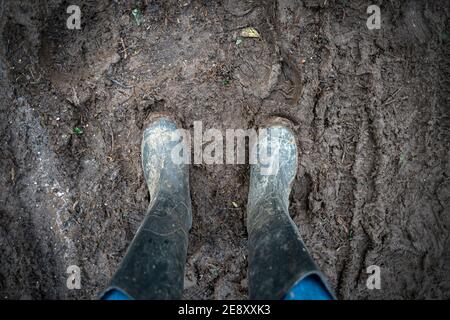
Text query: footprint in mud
224 0 256 17
38 2 120 91
233 36 281 100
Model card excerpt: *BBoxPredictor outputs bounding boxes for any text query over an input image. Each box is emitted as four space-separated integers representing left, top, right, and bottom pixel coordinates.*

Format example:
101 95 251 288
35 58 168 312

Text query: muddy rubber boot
247 118 334 300
102 115 192 300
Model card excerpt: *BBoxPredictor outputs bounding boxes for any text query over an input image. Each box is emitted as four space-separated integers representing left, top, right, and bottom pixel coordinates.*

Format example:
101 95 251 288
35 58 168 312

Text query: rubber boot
247 117 334 300
102 115 192 300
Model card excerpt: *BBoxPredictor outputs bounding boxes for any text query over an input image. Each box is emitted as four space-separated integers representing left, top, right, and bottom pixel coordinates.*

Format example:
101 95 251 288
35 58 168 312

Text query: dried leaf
241 27 260 38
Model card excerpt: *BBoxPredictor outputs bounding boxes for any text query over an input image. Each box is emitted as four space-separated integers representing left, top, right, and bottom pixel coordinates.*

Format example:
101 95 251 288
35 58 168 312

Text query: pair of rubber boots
102 114 333 300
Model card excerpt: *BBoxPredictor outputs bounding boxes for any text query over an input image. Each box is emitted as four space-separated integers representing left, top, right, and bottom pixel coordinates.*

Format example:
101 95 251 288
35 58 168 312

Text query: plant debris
240 27 260 38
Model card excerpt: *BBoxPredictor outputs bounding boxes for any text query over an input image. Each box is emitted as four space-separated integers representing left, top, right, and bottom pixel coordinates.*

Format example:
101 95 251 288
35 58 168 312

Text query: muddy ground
0 0 449 299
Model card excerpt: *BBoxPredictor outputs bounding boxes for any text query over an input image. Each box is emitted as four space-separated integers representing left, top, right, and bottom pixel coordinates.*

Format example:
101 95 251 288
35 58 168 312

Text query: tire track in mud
333 1 450 299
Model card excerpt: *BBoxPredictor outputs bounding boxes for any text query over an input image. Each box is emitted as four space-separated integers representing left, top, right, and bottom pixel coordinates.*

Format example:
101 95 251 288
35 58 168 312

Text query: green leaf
131 8 143 26
73 126 84 136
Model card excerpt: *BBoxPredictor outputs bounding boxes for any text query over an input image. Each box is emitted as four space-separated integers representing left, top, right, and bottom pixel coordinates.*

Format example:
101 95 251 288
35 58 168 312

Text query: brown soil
0 0 449 299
